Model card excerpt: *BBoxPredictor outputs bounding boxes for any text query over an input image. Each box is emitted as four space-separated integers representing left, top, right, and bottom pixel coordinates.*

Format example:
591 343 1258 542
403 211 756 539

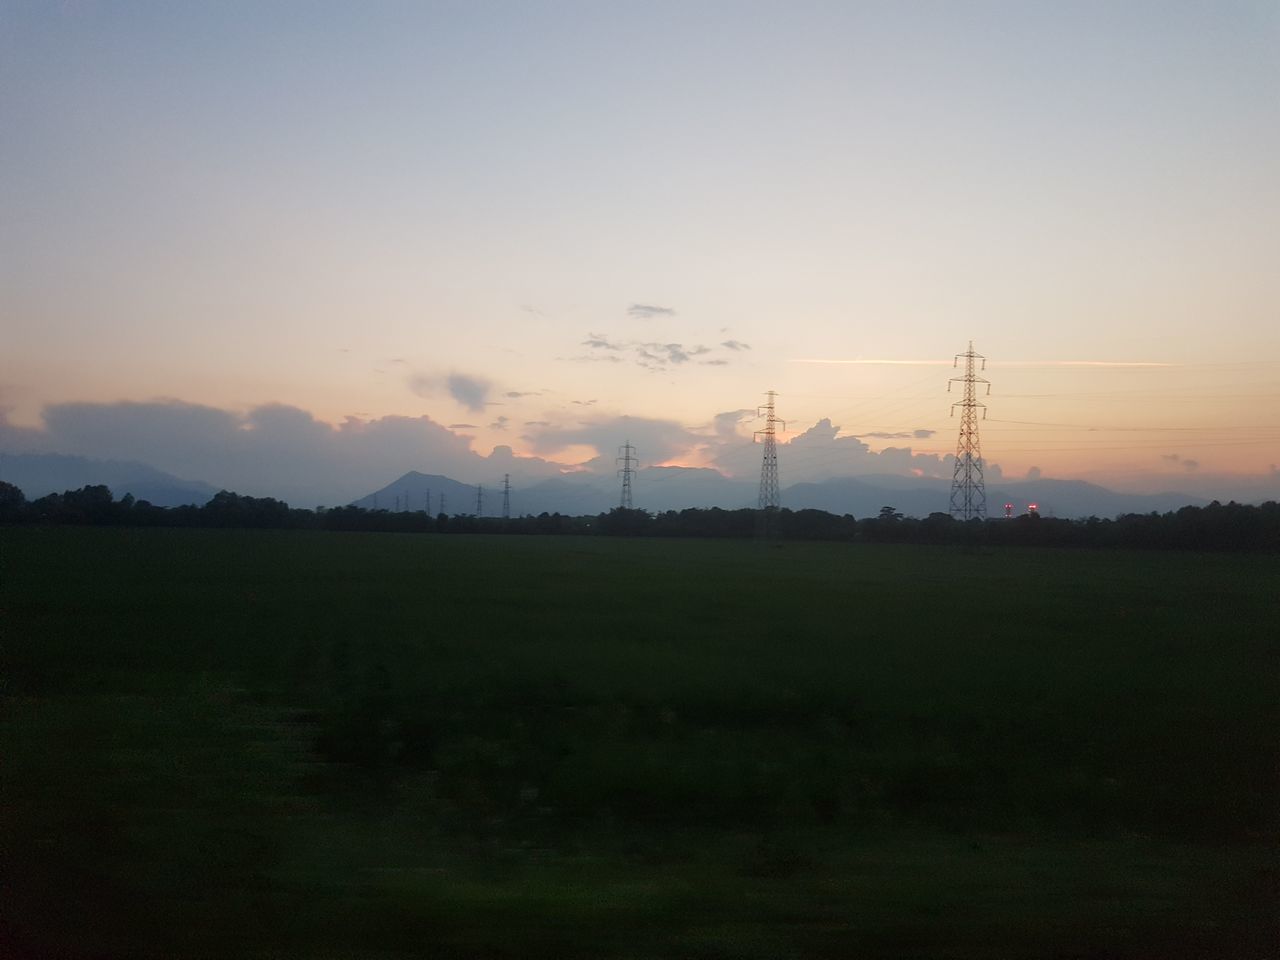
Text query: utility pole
501 474 511 519
475 484 484 517
617 441 637 509
948 341 990 520
755 390 783 510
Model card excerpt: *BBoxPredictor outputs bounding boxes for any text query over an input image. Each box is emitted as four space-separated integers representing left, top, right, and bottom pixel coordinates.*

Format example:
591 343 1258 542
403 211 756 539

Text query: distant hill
350 471 487 514
986 478 1206 518
0 453 218 507
355 468 1208 519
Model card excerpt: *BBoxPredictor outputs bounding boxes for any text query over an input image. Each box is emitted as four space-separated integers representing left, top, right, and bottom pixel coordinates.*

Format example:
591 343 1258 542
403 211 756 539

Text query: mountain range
355 468 1207 520
0 453 1216 519
0 453 218 507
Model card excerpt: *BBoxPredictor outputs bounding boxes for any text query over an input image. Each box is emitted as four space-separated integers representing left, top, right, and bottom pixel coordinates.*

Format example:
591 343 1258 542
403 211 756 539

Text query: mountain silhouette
354 468 1207 519
0 453 217 507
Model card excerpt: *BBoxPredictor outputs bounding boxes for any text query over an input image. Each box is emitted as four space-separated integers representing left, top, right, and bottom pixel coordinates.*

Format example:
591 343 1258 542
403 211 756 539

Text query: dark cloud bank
0 401 563 507
5 402 1264 510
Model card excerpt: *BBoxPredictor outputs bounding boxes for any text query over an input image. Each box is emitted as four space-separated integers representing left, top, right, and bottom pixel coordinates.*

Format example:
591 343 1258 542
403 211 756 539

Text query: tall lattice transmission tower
948 341 990 520
617 441 637 509
755 390 784 510
501 474 511 519
475 484 484 516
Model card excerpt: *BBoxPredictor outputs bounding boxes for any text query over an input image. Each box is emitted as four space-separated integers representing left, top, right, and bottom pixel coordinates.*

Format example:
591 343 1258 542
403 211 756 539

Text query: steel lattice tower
755 390 783 510
501 474 511 519
617 442 637 509
948 341 990 520
475 484 484 516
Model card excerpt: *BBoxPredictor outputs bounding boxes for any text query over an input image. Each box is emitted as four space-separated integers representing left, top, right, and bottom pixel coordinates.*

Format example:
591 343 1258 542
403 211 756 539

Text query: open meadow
3 527 1277 958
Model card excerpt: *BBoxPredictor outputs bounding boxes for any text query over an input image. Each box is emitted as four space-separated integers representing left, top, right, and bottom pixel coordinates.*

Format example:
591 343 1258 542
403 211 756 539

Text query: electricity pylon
755 390 783 510
475 484 484 516
501 474 511 519
948 341 990 520
617 442 637 509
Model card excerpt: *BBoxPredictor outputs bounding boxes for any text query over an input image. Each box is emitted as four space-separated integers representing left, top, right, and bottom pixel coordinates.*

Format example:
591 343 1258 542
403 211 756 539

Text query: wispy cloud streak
790 359 1175 367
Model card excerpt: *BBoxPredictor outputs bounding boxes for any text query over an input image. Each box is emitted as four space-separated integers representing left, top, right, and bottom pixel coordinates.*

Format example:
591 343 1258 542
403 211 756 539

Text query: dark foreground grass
2 528 1277 958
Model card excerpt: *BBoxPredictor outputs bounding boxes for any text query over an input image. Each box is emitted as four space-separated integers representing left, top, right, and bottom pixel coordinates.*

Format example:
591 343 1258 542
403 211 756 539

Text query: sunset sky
3 1 1278 504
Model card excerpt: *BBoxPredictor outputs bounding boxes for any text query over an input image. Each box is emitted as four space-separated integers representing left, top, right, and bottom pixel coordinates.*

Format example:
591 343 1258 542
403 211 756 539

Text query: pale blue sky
3 0 1278 490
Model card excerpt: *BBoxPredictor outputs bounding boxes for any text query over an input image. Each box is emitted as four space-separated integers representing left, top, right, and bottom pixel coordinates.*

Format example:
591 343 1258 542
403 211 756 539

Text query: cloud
1 400 570 506
700 359 729 366
447 373 491 412
1161 453 1198 470
505 391 541 399
712 409 756 439
794 418 841 443
449 423 477 429
523 415 699 470
410 370 498 408
708 417 1001 485
859 428 937 441
637 343 696 367
721 340 750 351
791 358 1174 367
571 399 598 406
1026 466 1042 480
580 335 732 370
627 303 676 320
488 415 509 431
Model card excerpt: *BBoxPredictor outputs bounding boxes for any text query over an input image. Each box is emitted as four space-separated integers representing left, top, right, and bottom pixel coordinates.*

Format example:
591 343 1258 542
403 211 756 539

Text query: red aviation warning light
1004 502 1014 519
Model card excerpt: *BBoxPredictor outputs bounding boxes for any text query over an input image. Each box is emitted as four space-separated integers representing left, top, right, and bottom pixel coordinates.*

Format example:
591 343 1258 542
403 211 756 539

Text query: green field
3 528 1277 958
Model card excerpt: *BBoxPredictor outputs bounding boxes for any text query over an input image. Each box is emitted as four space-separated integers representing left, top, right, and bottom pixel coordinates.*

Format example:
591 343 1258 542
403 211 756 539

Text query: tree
0 480 25 521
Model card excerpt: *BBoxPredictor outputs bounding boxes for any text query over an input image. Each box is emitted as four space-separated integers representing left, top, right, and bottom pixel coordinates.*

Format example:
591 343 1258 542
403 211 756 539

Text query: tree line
1 481 1277 551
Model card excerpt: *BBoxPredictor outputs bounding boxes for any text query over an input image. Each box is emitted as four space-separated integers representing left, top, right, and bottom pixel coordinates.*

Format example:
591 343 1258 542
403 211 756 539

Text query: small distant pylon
439 493 446 515
617 441 637 509
501 474 511 519
475 484 484 516
948 341 990 520
755 390 784 510
425 490 431 514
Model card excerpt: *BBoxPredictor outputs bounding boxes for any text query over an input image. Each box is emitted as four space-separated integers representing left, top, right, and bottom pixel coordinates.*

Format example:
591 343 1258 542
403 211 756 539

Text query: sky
3 0 1278 506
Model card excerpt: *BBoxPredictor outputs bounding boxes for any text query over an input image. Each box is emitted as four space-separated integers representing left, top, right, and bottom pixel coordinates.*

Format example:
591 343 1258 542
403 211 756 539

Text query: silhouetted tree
0 480 25 522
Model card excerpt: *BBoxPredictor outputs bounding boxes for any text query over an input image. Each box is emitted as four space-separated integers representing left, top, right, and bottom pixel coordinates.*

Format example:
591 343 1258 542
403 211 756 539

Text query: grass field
3 527 1277 958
